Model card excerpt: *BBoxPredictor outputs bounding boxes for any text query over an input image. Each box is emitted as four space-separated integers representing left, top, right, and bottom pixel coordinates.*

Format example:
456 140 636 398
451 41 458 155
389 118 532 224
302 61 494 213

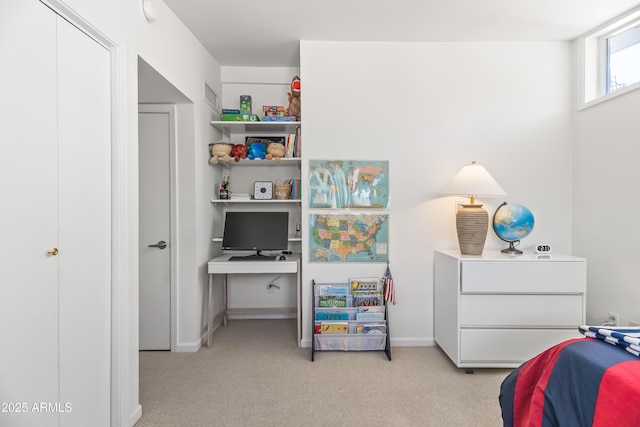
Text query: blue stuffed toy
247 142 267 160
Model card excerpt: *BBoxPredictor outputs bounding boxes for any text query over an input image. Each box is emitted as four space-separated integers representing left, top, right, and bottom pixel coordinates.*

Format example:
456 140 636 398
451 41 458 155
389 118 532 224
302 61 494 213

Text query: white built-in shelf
211 235 302 243
209 157 301 167
210 120 301 135
210 198 301 205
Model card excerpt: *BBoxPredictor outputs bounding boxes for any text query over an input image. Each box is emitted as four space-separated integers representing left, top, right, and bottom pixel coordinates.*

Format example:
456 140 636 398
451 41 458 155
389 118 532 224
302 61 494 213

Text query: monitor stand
228 250 276 261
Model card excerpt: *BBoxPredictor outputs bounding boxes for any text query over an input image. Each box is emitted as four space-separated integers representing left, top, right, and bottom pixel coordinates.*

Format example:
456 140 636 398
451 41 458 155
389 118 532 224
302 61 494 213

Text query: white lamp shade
440 162 507 198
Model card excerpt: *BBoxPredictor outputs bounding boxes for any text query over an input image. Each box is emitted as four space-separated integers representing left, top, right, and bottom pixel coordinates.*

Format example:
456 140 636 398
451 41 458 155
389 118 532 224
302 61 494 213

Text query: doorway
138 58 191 353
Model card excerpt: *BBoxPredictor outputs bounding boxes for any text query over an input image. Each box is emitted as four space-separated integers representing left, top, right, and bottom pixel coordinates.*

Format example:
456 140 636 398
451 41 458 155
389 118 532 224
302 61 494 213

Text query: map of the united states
310 214 388 262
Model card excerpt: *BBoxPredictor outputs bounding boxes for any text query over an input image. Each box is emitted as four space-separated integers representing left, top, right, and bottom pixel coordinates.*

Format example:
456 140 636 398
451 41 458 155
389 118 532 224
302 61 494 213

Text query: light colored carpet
137 319 512 426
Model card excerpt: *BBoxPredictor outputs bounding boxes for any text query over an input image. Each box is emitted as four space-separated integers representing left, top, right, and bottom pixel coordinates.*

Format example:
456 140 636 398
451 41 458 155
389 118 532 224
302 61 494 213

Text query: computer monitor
222 211 289 258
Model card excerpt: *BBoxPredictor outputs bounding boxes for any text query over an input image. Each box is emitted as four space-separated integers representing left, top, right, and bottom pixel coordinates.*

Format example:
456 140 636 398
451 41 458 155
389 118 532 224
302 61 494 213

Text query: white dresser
434 250 586 369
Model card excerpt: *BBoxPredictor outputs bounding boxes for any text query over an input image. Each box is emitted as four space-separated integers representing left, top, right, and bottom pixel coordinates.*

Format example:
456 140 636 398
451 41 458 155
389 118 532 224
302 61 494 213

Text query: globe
492 202 535 254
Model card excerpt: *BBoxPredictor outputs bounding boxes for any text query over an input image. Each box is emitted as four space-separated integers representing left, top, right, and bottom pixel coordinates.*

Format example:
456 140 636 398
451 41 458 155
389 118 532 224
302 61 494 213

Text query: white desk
207 254 301 348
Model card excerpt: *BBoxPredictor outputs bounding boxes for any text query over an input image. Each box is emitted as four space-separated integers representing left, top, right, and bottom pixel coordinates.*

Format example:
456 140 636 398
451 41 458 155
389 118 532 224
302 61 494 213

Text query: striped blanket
579 325 640 357
500 338 640 426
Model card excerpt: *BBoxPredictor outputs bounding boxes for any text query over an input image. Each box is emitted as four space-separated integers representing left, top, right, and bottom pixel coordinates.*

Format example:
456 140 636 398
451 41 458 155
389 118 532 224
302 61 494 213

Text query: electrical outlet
607 312 620 326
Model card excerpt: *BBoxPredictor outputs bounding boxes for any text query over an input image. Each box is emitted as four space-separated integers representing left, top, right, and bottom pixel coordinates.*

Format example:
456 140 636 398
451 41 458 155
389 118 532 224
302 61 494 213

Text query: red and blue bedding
499 337 640 426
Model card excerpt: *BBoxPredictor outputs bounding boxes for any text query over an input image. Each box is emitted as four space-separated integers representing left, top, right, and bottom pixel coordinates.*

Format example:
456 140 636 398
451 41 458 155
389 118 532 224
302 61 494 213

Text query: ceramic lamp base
456 204 488 255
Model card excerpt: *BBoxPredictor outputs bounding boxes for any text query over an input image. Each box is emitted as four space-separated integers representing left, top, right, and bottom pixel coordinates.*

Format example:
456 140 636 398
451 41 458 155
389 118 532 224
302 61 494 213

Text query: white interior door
139 109 172 350
0 2 59 424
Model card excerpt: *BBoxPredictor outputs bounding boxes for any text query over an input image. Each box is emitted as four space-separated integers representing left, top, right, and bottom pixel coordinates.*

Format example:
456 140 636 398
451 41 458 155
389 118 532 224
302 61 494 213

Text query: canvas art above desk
206 254 301 348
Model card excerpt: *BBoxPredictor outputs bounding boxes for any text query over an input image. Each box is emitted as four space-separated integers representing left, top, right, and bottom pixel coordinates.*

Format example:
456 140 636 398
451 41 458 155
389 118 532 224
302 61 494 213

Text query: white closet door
0 1 111 426
56 14 111 427
0 1 59 424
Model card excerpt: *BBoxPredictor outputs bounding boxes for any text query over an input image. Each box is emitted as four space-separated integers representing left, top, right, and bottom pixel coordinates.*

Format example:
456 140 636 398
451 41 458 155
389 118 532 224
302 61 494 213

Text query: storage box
262 105 286 117
240 95 252 114
220 113 259 122
261 115 297 122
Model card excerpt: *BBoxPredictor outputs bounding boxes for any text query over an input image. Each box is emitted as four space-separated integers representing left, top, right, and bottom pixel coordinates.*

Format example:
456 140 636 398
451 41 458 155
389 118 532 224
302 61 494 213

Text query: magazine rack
311 279 391 361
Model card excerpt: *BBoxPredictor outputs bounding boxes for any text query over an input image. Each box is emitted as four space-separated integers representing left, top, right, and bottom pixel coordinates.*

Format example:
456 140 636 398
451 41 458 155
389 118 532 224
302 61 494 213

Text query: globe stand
501 240 522 255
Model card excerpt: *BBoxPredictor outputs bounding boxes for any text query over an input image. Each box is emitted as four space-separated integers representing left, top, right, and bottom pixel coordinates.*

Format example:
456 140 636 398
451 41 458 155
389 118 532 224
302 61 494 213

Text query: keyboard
228 255 277 261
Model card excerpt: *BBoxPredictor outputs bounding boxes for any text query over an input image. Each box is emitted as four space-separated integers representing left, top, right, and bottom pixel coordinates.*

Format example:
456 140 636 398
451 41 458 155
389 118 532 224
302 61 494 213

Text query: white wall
46 0 221 425
299 41 575 346
573 87 640 326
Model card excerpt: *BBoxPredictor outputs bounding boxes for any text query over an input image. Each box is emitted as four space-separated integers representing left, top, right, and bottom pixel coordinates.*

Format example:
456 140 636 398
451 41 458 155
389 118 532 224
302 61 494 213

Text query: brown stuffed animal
265 142 285 162
209 141 232 164
285 75 301 119
230 143 247 162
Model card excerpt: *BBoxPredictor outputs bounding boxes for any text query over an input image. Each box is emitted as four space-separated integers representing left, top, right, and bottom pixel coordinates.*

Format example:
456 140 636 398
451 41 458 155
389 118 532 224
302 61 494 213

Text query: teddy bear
285 75 301 119
209 141 232 164
265 142 285 162
246 142 267 160
230 144 247 162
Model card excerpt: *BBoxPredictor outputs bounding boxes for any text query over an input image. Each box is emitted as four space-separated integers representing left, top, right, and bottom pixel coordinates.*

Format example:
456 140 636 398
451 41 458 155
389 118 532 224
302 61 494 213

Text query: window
580 7 640 107
605 23 640 93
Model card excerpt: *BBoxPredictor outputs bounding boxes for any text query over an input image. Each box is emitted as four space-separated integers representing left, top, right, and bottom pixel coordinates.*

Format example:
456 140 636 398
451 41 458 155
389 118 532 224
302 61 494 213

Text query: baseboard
128 403 142 427
227 312 296 320
174 341 202 352
391 337 435 347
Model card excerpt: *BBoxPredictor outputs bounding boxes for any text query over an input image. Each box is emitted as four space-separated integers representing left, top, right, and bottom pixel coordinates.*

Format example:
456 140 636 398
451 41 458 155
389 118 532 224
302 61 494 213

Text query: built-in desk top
207 254 300 274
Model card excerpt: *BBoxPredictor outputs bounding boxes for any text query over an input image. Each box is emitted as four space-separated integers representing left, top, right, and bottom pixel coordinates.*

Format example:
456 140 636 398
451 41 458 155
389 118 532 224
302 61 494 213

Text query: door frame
139 104 178 352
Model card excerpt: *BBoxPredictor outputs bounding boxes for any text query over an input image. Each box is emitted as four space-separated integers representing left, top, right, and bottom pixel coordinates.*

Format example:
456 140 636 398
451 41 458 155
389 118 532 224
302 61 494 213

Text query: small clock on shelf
253 181 273 200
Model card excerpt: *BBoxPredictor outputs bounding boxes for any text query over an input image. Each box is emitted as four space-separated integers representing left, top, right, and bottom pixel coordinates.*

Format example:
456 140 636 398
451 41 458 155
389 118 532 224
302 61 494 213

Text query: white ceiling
161 0 640 68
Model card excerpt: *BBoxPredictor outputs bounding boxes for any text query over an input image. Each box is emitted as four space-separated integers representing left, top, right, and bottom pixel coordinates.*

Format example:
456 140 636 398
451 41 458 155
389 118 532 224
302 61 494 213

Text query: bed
499 328 640 427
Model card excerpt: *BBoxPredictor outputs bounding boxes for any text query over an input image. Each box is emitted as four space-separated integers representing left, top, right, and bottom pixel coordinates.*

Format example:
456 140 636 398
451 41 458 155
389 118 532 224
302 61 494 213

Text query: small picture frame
349 277 380 292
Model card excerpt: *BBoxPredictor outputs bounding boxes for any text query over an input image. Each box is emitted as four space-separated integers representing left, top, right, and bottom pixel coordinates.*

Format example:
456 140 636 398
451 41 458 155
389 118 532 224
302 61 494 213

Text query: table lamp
440 162 507 255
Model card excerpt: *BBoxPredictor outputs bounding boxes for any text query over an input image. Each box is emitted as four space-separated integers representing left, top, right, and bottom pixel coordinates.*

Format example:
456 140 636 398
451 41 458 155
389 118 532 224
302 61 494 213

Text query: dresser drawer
460 294 583 326
461 261 586 293
460 329 582 363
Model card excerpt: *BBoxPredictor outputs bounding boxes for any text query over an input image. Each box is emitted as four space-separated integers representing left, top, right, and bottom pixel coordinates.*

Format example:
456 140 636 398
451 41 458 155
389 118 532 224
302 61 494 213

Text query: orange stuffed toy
209 141 232 164
285 75 301 119
265 142 285 162
230 144 247 162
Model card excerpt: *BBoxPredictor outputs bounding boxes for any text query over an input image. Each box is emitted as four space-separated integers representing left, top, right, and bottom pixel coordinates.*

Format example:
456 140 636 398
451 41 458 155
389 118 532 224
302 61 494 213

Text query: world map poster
308 160 389 209
309 213 389 263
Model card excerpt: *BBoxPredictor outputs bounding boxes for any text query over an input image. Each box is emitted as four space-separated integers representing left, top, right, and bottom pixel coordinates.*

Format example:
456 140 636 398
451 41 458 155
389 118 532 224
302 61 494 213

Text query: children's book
363 323 386 334
315 283 350 296
315 311 349 321
355 312 385 321
319 295 347 308
358 305 385 313
349 277 380 292
352 292 382 307
321 322 348 334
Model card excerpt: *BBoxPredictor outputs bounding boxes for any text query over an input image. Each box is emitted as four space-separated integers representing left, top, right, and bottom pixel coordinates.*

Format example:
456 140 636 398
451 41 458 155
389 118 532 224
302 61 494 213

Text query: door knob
148 240 167 249
47 248 59 256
